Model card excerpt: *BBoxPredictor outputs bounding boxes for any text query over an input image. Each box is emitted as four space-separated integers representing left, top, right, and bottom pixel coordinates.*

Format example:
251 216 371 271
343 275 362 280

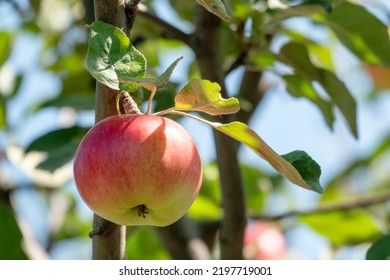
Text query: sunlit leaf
301 209 381 246
187 196 222 220
321 1 390 66
196 0 232 22
25 126 90 171
174 79 240 116
86 21 146 92
366 235 390 260
250 50 278 69
214 121 323 193
0 204 28 259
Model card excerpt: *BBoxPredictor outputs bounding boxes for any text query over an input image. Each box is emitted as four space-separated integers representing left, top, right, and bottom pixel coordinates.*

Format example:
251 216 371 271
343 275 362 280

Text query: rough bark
91 0 140 260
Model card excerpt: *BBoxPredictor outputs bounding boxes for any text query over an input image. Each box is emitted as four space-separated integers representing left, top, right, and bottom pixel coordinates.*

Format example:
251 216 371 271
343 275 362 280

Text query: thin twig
225 50 248 76
250 190 390 221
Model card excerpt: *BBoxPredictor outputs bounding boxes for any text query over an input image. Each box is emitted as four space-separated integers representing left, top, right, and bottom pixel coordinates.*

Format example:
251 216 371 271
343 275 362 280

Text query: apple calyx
136 204 149 218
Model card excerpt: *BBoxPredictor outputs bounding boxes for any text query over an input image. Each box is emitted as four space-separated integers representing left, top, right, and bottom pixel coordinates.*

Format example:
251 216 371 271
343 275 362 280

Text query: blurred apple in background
364 63 390 91
244 221 286 260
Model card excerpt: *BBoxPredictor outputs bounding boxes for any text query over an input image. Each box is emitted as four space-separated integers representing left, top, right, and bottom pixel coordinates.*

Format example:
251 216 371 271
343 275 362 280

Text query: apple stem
145 85 157 115
119 90 142 115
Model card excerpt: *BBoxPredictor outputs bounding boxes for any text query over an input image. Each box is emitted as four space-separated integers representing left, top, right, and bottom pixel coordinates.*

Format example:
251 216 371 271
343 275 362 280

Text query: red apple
73 114 202 226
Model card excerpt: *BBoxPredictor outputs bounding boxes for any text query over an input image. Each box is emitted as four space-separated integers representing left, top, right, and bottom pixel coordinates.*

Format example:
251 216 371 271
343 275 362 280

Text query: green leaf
322 1 390 66
51 199 91 241
0 31 12 66
0 95 6 129
151 83 178 113
301 209 381 246
300 0 334 13
126 227 170 260
0 204 28 259
319 70 357 137
279 42 358 138
174 79 240 116
279 42 319 79
86 21 146 92
188 162 222 220
155 56 183 88
267 4 324 29
281 150 322 193
214 121 323 193
283 74 334 129
42 95 95 111
120 56 183 90
250 50 278 69
241 164 270 212
366 235 390 260
26 126 90 171
187 196 222 220
196 0 232 22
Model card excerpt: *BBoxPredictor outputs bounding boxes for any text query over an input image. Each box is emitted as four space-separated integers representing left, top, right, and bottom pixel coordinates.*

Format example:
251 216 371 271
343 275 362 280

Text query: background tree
1 0 390 260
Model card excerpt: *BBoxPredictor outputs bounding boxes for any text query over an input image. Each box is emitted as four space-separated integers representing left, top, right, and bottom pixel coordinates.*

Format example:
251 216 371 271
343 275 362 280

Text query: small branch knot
89 224 106 238
125 0 141 29
120 90 142 115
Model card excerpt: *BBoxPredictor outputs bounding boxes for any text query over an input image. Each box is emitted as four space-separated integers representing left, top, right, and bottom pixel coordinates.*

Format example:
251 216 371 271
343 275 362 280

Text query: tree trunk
193 6 246 259
90 0 140 260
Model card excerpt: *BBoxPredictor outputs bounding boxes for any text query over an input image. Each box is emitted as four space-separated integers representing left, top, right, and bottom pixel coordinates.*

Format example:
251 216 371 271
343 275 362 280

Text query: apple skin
73 114 202 226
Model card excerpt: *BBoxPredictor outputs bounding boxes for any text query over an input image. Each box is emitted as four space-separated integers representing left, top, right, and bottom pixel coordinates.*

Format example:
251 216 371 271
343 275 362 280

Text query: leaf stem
145 85 157 115
156 108 219 127
116 92 121 115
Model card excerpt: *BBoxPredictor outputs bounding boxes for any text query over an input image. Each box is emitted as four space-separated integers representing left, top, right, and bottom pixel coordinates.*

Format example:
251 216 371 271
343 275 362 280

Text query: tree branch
136 3 191 45
91 0 141 260
193 6 246 260
250 190 390 221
